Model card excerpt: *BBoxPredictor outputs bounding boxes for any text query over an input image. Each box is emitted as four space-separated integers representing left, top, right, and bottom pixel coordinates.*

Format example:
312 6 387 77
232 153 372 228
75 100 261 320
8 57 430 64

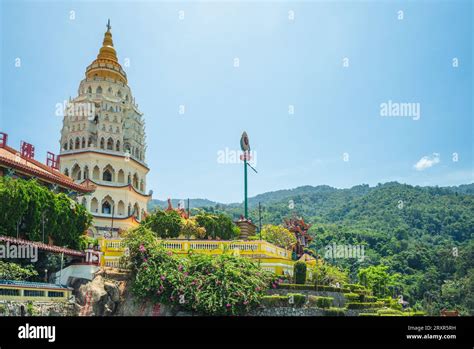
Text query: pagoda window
96 86 102 94
118 201 125 216
102 201 111 214
132 173 139 189
133 203 140 220
116 140 121 151
140 180 144 192
88 137 93 147
81 197 87 207
92 166 100 180
128 203 131 216
100 138 105 149
64 168 69 176
127 173 131 184
75 137 80 149
69 139 73 149
87 86 92 94
71 164 81 180
63 142 68 150
102 165 114 182
106 138 114 150
81 137 86 148
117 169 125 183
91 198 98 213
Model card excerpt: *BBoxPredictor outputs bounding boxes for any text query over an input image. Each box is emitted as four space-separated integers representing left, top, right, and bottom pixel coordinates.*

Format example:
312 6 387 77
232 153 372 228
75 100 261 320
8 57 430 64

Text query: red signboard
20 141 35 159
46 152 60 170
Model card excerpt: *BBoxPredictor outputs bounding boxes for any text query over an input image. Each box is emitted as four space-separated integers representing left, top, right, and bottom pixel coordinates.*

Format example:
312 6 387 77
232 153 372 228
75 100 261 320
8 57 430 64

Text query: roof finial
106 19 111 32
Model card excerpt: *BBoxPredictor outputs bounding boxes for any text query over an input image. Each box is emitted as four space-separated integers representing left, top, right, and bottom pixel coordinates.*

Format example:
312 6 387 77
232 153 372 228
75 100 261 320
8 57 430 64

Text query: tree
0 261 38 280
193 212 239 240
260 224 296 249
358 265 401 297
143 209 182 238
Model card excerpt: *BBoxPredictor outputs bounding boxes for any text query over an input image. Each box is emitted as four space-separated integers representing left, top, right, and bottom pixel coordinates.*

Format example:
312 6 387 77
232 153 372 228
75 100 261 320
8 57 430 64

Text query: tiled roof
0 144 95 194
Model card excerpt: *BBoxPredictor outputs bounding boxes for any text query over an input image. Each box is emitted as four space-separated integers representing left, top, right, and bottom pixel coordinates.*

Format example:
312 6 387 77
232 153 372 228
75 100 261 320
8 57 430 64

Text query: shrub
261 295 289 308
362 295 377 303
324 307 346 316
123 227 274 315
359 313 378 317
308 296 333 308
279 283 350 293
346 301 384 309
294 261 307 284
376 308 403 316
344 293 361 302
287 293 306 307
193 212 239 240
260 225 296 249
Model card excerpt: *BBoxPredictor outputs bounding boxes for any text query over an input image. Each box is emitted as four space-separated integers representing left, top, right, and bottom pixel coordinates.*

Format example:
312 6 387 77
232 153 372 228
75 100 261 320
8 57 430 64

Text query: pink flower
178 265 183 271
143 258 148 263
243 301 249 305
161 275 166 280
272 283 277 288
139 244 146 252
226 303 231 308
255 287 261 291
183 272 189 277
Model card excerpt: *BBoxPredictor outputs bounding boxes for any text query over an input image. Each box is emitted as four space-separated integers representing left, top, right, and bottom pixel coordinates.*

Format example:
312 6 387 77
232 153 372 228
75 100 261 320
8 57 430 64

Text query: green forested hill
153 182 473 314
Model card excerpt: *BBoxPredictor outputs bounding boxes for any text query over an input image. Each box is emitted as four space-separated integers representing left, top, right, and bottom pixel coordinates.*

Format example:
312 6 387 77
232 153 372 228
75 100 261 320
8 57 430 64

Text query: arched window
133 203 140 220
81 137 86 148
128 203 132 216
108 87 113 94
83 166 89 180
71 164 81 180
88 137 93 147
107 138 114 150
75 137 80 149
92 166 100 180
63 142 68 151
91 198 99 213
117 169 125 183
116 127 120 134
64 168 69 177
140 180 144 192
133 173 139 189
118 201 125 216
81 197 87 207
116 140 121 151
102 165 114 182
87 86 92 94
100 138 105 149
96 86 102 94
101 195 114 215
69 139 73 149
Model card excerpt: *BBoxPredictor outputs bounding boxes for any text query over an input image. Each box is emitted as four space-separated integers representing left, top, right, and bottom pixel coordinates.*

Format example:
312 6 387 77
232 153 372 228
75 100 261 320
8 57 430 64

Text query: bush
260 225 296 249
287 293 306 307
344 293 361 302
324 307 346 316
346 301 384 309
376 308 403 316
294 261 307 284
308 296 333 308
193 212 239 240
123 227 274 315
261 295 289 308
362 295 377 303
279 283 350 293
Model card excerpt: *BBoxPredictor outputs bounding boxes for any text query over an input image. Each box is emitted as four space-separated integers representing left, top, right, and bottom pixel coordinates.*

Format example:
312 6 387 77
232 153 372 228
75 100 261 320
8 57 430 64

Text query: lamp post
240 131 257 219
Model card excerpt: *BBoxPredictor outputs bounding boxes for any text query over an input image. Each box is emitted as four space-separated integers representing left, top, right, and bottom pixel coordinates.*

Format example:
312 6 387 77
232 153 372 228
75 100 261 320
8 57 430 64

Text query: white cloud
414 153 440 171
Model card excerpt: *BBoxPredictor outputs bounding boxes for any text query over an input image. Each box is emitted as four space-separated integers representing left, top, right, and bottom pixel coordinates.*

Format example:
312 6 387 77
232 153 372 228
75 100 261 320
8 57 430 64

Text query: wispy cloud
414 153 440 171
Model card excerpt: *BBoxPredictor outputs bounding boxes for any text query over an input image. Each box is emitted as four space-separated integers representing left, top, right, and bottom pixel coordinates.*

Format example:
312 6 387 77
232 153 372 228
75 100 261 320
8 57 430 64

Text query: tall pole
244 156 248 219
258 202 262 238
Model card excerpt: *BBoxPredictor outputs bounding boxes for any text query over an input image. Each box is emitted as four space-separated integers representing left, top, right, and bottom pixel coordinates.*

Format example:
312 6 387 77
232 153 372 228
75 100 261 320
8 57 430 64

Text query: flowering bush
123 227 277 315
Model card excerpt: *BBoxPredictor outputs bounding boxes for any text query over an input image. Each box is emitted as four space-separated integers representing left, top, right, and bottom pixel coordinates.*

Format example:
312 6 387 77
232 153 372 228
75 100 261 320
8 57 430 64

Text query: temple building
59 21 151 236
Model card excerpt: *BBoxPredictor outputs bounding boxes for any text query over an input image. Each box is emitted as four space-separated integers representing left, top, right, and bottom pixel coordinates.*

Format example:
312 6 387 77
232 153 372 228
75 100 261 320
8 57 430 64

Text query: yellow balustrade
98 238 300 275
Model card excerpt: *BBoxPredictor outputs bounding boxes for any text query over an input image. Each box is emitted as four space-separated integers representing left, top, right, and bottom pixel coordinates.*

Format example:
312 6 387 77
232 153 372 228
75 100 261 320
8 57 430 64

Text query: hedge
293 261 307 284
279 283 351 293
346 302 384 309
308 296 333 309
261 294 306 308
344 293 361 302
324 307 346 316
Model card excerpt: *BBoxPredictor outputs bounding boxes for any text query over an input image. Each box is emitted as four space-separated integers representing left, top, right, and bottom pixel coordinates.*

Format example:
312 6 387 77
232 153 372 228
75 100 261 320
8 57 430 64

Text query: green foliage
0 177 92 249
143 209 182 238
279 283 351 293
308 295 333 308
358 265 401 298
344 293 362 302
0 261 38 280
260 224 296 249
312 263 349 285
346 301 384 309
193 211 239 240
123 227 274 315
294 261 307 284
202 182 474 314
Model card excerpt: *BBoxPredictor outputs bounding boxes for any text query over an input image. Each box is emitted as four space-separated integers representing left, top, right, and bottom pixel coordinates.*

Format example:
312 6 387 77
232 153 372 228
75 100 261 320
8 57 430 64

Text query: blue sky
1 0 472 203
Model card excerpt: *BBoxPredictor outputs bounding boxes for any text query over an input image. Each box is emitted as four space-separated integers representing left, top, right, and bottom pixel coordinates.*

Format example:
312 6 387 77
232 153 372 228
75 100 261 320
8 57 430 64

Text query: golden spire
85 19 127 84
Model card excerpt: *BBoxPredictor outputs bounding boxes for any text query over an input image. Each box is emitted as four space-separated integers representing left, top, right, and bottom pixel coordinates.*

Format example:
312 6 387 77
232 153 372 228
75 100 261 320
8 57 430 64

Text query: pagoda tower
59 20 151 237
